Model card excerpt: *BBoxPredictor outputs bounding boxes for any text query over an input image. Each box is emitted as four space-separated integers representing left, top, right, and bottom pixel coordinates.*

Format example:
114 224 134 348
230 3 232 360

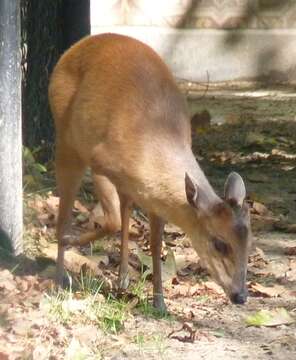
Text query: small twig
168 322 197 343
177 71 210 99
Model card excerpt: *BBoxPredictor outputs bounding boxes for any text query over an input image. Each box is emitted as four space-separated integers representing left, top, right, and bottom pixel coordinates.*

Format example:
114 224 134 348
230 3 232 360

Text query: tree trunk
62 0 90 51
0 0 23 254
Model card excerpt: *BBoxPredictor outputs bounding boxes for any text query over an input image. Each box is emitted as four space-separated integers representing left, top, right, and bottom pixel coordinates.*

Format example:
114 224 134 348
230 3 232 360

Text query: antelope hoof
118 272 129 291
55 267 67 288
153 294 167 313
56 272 64 287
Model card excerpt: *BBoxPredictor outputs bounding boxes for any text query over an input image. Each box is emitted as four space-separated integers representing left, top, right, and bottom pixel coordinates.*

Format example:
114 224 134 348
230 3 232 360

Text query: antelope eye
213 238 229 256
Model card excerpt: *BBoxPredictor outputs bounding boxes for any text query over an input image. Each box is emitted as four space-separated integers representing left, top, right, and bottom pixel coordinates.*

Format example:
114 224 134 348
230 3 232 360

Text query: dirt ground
1 83 296 359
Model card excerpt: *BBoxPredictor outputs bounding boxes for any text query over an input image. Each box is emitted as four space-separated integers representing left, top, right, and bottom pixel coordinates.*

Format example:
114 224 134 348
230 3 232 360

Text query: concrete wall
90 0 296 83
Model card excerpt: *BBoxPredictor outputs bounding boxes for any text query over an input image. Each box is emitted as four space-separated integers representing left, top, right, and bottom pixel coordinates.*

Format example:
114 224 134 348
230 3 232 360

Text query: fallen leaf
73 200 89 214
273 222 296 233
251 201 269 216
281 165 295 171
12 319 33 336
245 132 266 147
175 253 199 273
204 281 224 295
125 297 139 311
0 270 16 292
29 195 44 212
212 328 225 338
251 214 277 232
284 246 296 256
65 338 93 360
162 248 177 282
136 249 152 275
136 247 177 282
32 344 52 360
86 254 109 267
169 283 190 298
164 223 183 235
248 282 287 298
189 283 203 296
245 308 295 327
271 149 296 160
75 213 89 224
37 212 52 227
39 243 110 288
248 247 268 269
44 196 59 215
249 246 266 261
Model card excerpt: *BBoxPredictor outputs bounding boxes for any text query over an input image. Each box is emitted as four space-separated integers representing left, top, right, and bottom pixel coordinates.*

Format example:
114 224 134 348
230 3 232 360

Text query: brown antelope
49 33 252 311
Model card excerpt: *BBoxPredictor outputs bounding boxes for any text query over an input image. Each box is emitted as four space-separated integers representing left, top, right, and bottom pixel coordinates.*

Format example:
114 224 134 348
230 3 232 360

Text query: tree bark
0 0 23 254
62 0 90 51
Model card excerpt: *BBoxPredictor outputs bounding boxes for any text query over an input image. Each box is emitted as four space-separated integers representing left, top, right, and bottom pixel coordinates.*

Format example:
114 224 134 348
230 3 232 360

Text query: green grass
42 289 128 333
137 298 171 320
42 268 173 336
42 272 128 333
134 332 168 359
131 268 173 320
99 296 128 333
74 270 105 296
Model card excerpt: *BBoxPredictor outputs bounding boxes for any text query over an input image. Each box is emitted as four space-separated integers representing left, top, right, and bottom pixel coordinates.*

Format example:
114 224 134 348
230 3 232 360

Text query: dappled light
1 1 296 359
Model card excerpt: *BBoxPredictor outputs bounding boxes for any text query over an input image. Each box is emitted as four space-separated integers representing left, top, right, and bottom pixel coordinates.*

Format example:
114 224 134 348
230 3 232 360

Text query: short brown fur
49 33 251 310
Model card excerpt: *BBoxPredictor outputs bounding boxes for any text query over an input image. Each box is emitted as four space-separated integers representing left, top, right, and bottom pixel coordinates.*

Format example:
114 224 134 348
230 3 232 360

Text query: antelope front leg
149 214 166 312
118 194 133 290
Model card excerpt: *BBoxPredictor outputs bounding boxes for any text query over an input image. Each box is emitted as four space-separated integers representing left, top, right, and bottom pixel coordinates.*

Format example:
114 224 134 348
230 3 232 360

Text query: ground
1 83 296 360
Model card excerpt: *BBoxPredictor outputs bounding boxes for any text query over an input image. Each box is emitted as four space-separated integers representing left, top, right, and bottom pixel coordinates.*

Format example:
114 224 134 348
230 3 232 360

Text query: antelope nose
230 292 247 304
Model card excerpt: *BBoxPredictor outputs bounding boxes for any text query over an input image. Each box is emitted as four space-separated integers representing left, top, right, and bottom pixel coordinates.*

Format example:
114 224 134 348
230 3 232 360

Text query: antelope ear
185 173 199 208
224 172 246 207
